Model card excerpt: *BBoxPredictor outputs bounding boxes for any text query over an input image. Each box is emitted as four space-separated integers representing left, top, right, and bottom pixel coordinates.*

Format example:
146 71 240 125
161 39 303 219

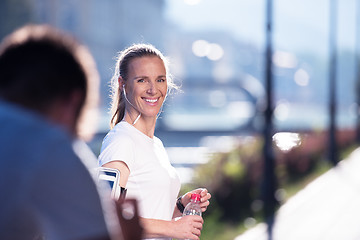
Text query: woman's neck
123 112 156 138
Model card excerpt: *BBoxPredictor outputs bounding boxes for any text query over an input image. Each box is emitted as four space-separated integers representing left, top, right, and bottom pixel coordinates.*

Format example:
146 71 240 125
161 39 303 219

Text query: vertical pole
329 0 338 166
262 0 278 239
356 0 360 143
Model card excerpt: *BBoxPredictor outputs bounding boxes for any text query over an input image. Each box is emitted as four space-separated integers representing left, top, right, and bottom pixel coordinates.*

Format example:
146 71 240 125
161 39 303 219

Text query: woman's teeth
145 98 158 103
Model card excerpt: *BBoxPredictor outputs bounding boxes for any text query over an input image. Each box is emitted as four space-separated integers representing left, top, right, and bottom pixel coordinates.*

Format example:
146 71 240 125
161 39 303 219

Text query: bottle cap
191 193 201 201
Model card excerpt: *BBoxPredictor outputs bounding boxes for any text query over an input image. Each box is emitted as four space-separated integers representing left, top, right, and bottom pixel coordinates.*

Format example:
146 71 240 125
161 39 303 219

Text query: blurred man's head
0 24 99 139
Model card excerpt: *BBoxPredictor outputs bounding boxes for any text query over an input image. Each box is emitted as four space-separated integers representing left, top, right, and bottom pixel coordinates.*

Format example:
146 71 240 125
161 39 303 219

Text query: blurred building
0 0 356 131
0 0 166 107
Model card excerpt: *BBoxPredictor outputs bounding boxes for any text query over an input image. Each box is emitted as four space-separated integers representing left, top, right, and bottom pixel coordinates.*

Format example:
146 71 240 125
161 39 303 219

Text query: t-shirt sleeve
98 132 136 171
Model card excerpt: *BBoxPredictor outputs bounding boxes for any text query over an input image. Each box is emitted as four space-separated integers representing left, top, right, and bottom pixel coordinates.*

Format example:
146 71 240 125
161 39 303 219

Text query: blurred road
235 147 360 240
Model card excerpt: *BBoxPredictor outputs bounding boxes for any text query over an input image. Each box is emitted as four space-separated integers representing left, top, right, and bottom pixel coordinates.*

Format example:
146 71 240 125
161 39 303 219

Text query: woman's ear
118 77 125 90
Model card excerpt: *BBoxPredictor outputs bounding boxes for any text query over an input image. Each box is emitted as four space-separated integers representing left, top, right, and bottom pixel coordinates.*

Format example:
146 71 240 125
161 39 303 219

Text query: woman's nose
146 82 157 94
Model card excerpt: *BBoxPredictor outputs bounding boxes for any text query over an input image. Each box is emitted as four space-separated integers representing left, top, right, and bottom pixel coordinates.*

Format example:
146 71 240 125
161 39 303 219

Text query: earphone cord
132 113 141 126
123 87 141 126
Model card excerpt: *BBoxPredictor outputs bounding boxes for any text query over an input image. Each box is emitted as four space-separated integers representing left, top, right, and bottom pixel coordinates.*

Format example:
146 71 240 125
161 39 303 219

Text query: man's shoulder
0 101 74 161
0 101 67 138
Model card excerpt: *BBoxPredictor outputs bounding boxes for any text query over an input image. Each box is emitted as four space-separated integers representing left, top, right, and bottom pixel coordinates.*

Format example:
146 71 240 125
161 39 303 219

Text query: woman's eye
137 79 144 83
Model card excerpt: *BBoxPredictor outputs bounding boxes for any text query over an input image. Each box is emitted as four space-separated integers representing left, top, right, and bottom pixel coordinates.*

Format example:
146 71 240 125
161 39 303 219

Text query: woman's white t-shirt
98 122 181 229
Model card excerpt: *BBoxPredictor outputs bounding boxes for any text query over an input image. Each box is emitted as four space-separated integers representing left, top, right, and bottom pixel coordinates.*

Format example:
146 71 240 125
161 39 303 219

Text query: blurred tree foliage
190 136 263 223
182 129 357 231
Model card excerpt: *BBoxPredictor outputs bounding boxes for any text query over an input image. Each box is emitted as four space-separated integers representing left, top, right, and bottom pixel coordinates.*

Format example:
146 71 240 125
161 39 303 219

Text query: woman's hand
171 215 203 240
182 188 211 213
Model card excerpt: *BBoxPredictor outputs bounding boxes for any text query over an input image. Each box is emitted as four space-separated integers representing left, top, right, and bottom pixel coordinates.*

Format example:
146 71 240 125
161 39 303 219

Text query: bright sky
164 0 358 55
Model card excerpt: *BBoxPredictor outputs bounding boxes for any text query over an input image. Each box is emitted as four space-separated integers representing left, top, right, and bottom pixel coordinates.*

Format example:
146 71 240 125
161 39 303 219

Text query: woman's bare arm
140 216 203 240
102 161 130 188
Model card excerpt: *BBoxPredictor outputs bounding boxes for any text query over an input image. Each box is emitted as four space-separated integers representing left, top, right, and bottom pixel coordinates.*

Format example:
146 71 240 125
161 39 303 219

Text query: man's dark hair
0 24 99 138
0 24 87 112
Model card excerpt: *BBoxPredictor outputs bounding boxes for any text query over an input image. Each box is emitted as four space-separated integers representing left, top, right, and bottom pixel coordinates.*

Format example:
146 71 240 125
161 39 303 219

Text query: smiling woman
97 43 212 240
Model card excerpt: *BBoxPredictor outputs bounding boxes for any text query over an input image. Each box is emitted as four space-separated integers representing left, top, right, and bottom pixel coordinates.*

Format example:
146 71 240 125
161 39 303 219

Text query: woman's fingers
199 190 211 212
193 220 203 230
201 191 211 202
178 215 203 239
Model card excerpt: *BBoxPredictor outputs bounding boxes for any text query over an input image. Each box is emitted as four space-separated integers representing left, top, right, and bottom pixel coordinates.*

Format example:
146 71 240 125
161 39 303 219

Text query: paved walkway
235 147 360 240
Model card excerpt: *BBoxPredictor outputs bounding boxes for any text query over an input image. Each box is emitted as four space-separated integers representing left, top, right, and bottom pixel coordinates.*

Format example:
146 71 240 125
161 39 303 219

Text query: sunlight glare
273 132 301 152
192 39 210 57
207 43 224 61
294 68 309 86
192 40 224 61
273 51 297 68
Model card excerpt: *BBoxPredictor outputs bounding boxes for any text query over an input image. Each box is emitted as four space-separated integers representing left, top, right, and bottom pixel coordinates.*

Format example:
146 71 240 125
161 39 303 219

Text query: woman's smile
143 97 159 104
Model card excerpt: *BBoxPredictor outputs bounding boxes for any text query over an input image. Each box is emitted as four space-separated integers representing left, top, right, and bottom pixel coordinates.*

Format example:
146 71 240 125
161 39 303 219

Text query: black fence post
328 0 338 166
262 0 278 239
356 0 360 143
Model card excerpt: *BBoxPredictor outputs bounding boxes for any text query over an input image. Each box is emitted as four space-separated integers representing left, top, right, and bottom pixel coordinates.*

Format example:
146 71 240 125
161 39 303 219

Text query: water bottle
182 194 202 240
183 193 202 217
